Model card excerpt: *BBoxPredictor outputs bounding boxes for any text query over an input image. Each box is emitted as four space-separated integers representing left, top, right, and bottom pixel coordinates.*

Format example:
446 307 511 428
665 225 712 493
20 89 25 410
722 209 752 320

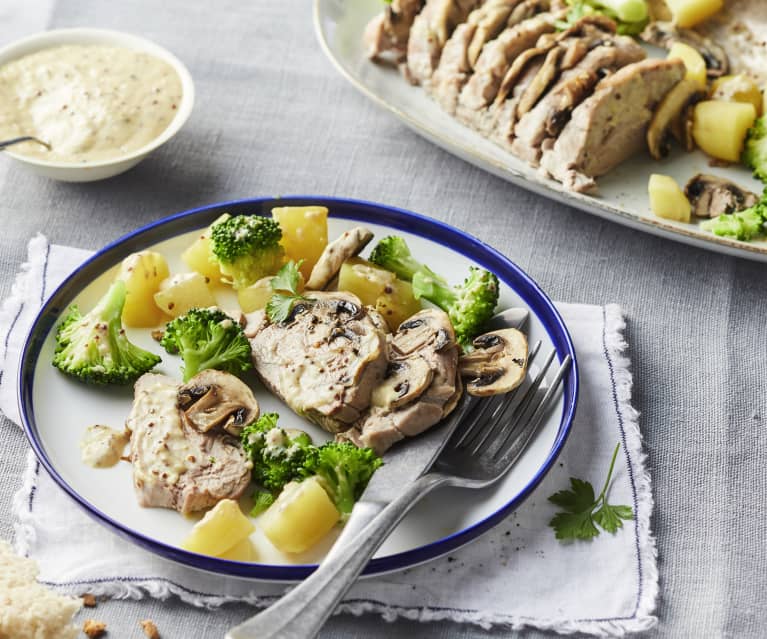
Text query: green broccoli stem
411 268 455 310
591 0 647 22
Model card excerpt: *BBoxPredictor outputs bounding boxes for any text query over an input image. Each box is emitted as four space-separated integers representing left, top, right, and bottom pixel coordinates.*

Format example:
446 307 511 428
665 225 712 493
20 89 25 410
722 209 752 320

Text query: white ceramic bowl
0 28 195 182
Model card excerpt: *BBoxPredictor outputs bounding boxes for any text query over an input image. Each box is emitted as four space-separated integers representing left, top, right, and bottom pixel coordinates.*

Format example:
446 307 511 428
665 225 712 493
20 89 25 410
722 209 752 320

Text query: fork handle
225 472 449 639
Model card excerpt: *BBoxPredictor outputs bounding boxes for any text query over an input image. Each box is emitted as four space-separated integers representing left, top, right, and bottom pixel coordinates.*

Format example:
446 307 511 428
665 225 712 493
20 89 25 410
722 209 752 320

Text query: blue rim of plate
18 195 579 581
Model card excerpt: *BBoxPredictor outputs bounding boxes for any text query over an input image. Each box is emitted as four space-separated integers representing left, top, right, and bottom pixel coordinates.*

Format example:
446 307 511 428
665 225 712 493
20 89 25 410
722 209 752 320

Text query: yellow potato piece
181 214 230 283
375 278 422 331
261 477 340 554
217 537 256 562
181 499 255 557
710 75 763 115
116 251 170 327
237 277 274 313
338 257 395 307
272 206 329 280
692 100 757 162
648 174 691 223
667 42 706 89
153 272 217 318
665 0 723 28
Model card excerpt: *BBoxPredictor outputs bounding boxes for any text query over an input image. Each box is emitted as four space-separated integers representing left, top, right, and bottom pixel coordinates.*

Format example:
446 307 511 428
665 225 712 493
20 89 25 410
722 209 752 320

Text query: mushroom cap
647 79 704 160
177 369 259 436
460 328 528 397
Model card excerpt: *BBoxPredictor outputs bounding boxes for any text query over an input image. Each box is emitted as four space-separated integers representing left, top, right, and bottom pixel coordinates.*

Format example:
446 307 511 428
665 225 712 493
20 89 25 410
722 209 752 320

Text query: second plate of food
19 196 578 580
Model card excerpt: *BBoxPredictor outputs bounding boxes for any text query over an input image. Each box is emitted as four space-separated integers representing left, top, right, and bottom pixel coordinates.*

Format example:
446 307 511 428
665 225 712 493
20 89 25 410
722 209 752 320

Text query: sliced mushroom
305 226 374 291
177 369 259 436
647 79 705 160
640 21 729 79
371 357 434 410
390 311 454 357
684 174 760 219
670 102 697 152
459 328 528 396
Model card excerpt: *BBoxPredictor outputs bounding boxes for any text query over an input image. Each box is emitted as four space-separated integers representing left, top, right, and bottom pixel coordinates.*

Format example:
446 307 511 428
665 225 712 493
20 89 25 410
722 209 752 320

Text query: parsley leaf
548 442 633 541
265 261 313 323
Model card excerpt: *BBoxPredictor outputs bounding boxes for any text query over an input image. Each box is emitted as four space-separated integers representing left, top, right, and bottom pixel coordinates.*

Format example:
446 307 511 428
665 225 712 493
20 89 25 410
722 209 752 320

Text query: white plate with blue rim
19 196 578 580
313 0 767 262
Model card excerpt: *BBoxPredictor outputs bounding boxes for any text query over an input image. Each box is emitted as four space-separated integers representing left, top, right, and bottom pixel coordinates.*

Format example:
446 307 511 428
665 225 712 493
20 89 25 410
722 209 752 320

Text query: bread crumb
82 593 97 607
82 619 107 637
140 619 160 639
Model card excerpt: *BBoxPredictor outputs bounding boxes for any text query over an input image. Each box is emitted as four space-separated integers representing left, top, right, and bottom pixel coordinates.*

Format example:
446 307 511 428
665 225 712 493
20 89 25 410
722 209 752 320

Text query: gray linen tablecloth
1 1 765 637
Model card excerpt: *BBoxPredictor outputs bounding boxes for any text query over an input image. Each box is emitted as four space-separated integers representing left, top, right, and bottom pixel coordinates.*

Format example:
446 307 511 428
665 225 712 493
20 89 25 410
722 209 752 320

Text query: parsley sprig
265 261 313 323
548 442 633 541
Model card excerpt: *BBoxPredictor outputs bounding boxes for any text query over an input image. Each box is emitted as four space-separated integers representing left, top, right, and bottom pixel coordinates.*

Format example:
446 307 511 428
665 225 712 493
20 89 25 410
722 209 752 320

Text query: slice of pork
540 58 686 193
246 291 388 434
338 309 460 455
484 15 617 141
406 0 481 85
364 0 426 64
126 373 251 514
510 35 646 163
684 174 759 218
429 0 528 113
456 4 559 121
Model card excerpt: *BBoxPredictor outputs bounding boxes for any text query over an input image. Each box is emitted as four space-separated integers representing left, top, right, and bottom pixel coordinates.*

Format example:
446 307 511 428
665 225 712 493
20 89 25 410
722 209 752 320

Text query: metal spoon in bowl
0 136 51 151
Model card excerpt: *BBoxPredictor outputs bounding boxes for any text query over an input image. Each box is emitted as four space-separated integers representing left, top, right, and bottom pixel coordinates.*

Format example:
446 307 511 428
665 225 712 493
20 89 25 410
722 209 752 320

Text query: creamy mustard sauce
0 44 182 163
126 379 192 487
80 424 129 468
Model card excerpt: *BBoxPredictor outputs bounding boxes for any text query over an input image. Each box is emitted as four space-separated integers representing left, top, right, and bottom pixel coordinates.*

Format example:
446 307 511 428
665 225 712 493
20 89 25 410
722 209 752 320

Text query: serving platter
314 0 767 262
18 196 577 580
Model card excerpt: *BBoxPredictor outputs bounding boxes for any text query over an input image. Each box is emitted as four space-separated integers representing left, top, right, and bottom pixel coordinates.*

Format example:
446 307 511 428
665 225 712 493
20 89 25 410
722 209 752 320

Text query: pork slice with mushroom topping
126 372 253 514
338 309 460 455
246 291 388 434
364 0 427 64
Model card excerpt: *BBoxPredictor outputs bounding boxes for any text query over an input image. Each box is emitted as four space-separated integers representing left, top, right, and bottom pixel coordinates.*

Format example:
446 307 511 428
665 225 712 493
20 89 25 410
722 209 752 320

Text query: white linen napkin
0 234 658 637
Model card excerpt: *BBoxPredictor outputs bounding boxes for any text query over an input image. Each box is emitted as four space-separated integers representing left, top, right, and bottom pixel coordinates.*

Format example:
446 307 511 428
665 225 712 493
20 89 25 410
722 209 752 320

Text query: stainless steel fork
227 347 572 639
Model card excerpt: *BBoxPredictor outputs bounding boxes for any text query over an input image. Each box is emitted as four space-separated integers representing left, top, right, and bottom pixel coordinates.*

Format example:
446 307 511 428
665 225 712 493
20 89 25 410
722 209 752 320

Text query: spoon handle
0 136 51 151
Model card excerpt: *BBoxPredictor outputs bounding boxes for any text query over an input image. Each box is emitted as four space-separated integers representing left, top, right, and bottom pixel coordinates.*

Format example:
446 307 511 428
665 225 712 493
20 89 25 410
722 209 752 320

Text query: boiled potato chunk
648 174 691 223
154 272 217 317
692 100 757 162
665 0 723 28
181 499 255 557
181 214 230 283
217 537 256 562
237 276 274 313
710 75 763 115
338 257 396 307
375 279 422 331
261 477 340 554
117 251 170 327
667 42 706 89
272 206 329 280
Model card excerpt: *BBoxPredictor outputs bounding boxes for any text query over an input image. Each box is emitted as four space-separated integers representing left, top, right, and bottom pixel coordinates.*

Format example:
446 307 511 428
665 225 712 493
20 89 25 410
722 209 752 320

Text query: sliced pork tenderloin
406 0 482 85
126 372 253 514
455 4 560 122
539 58 686 193
338 309 460 455
364 0 427 64
510 34 646 163
246 291 388 434
429 0 529 113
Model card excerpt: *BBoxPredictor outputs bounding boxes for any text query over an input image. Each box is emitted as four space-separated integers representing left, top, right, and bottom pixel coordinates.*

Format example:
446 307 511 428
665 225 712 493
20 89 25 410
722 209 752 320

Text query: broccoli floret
743 116 767 183
369 236 499 346
250 490 276 517
412 266 499 346
52 280 161 384
160 307 252 381
240 413 314 493
368 236 424 281
700 203 766 241
209 214 285 289
303 442 382 519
